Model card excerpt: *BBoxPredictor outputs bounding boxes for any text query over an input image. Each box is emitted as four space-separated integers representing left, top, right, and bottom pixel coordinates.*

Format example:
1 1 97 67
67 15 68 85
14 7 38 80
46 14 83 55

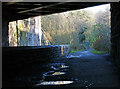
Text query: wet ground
3 49 120 88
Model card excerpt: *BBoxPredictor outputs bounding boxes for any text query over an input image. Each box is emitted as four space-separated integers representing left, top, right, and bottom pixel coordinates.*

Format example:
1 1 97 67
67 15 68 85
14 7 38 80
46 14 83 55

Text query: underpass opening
8 4 111 55
2 2 120 88
41 4 111 55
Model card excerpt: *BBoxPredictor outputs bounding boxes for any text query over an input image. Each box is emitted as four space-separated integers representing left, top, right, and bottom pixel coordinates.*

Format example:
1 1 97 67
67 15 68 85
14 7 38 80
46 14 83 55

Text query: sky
49 4 110 16
84 4 110 14
63 4 110 15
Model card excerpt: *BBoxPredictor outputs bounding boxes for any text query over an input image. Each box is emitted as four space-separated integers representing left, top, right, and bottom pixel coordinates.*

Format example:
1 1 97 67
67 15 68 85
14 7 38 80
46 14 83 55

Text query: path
3 49 120 88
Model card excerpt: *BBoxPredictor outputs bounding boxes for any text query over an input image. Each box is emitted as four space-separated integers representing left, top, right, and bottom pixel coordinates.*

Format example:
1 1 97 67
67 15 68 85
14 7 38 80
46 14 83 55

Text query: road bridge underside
2 2 120 88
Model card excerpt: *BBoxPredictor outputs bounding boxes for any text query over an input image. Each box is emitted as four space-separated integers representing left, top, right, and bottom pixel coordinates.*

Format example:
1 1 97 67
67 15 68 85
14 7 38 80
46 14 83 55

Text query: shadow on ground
3 49 120 88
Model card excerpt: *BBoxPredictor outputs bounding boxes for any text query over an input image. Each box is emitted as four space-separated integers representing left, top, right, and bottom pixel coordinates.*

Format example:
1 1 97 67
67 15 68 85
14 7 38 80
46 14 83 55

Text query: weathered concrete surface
2 45 69 81
111 2 120 69
2 50 120 88
2 17 9 47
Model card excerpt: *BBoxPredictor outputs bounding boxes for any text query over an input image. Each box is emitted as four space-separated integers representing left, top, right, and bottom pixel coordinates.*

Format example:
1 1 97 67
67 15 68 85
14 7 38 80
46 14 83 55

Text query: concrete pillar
28 16 41 46
35 16 42 46
2 17 9 47
111 2 120 69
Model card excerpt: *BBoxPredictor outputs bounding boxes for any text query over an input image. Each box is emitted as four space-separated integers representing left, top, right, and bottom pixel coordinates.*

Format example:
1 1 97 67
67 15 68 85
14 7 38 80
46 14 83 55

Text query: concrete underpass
2 2 120 88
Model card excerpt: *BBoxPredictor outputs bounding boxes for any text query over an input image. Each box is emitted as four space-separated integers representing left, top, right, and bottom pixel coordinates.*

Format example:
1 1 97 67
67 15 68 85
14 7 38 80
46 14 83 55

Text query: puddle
35 81 74 86
50 63 69 70
43 71 66 76
61 65 69 68
52 72 66 76
32 63 71 86
39 71 67 82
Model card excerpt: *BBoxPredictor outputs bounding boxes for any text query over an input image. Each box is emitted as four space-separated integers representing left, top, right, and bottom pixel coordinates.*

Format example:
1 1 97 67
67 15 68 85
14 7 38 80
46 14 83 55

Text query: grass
90 49 107 55
69 48 108 54
69 49 84 53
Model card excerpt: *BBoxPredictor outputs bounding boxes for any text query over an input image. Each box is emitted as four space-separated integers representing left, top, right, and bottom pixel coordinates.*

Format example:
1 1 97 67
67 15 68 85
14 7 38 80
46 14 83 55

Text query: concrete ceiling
2 2 109 21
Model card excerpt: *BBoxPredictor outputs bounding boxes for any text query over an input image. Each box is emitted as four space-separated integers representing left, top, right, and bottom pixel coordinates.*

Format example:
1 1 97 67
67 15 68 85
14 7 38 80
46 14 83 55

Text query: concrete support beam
2 17 9 47
111 2 120 69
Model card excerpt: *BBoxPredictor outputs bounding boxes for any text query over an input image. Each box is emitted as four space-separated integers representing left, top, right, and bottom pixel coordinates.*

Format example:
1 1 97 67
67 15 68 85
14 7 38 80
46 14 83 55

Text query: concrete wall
111 2 120 69
3 45 69 75
2 17 9 47
8 16 42 46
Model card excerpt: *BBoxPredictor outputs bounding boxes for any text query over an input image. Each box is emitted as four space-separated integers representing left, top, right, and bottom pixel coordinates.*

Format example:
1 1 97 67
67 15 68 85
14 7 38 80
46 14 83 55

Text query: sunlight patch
36 81 73 86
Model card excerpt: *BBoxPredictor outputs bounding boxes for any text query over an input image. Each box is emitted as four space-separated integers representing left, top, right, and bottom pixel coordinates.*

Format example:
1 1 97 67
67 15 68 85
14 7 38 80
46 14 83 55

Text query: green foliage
69 49 84 53
86 6 111 53
41 9 92 50
41 5 111 53
8 4 110 53
90 49 107 54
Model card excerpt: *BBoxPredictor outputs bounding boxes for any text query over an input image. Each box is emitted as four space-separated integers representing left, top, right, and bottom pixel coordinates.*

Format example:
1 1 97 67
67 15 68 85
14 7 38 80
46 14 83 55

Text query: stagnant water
35 81 74 86
13 62 94 88
33 63 74 86
49 63 69 70
33 62 94 88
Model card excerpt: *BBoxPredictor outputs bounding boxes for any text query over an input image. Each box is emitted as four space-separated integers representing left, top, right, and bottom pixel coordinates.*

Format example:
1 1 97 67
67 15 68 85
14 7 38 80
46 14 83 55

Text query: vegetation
90 49 107 55
69 49 84 53
9 4 111 54
41 4 111 53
